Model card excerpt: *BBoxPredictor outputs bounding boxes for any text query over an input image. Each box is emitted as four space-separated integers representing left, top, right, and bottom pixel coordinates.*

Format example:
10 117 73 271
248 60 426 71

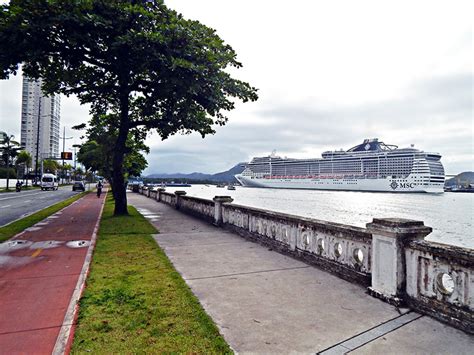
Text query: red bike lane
0 191 105 354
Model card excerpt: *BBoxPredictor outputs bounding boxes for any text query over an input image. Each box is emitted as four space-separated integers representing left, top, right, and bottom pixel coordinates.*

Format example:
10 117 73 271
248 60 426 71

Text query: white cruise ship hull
235 174 444 193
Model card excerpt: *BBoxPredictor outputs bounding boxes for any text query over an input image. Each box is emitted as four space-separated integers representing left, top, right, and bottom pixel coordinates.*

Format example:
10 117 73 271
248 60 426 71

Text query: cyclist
96 180 103 198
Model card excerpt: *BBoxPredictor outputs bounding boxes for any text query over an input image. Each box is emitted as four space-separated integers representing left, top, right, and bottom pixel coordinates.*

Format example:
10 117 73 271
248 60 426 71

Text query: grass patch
71 195 231 354
98 201 157 235
0 191 89 243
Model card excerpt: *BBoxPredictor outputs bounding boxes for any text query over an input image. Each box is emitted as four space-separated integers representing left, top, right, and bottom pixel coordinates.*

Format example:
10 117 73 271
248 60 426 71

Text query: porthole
317 238 325 254
334 243 343 258
303 234 310 248
353 248 364 265
437 273 454 296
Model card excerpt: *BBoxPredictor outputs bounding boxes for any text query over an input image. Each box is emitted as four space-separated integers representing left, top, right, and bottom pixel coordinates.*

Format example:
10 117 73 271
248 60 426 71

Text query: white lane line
0 205 11 209
0 191 47 201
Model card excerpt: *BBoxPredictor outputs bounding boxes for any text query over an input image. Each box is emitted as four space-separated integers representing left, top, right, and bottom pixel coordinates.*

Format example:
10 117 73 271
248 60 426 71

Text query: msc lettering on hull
390 181 416 190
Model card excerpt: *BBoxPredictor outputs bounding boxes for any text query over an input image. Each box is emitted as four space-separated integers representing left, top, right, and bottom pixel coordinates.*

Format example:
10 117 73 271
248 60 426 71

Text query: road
0 185 93 227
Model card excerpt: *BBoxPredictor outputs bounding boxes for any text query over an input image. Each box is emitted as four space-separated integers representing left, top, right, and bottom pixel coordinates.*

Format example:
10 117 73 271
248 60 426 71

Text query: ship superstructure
235 139 444 193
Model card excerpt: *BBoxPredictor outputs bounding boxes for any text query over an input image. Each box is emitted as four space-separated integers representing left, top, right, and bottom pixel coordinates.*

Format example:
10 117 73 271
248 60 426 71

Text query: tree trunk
6 155 10 190
112 93 130 215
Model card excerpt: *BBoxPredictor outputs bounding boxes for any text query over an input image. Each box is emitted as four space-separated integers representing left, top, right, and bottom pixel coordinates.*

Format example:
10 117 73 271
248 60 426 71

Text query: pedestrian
15 180 22 192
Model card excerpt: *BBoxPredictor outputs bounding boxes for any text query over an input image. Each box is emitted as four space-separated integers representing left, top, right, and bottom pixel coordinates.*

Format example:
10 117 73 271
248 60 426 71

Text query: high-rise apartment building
20 76 61 171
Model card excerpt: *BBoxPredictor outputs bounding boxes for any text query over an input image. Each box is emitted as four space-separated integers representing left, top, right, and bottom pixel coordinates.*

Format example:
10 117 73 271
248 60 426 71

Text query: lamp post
34 98 42 185
60 126 73 184
72 143 82 170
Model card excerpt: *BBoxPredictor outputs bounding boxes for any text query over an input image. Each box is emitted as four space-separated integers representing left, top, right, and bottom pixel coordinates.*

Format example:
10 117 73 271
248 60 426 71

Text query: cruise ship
235 139 445 193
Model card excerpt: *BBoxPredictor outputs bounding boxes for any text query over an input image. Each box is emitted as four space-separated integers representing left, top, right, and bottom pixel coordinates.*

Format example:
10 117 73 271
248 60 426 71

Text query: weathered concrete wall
137 187 473 333
159 191 176 206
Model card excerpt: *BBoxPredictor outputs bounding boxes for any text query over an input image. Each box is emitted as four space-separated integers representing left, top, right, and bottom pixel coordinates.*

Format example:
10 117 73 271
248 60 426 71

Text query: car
72 181 86 192
41 174 59 190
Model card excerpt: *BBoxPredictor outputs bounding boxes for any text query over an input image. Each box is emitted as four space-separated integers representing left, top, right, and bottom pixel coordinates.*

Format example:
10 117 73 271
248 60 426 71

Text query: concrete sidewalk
128 193 473 354
0 191 105 354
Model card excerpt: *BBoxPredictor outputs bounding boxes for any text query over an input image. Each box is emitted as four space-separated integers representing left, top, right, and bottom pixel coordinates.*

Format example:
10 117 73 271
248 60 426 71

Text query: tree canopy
0 0 258 214
0 134 21 189
76 114 149 185
43 159 60 174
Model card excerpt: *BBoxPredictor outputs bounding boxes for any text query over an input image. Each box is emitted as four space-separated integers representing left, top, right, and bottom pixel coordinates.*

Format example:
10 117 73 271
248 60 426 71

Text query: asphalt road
0 185 93 227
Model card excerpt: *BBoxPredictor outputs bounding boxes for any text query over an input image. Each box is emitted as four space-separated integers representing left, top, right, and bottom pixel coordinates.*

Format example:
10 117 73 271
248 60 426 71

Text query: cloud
144 72 473 175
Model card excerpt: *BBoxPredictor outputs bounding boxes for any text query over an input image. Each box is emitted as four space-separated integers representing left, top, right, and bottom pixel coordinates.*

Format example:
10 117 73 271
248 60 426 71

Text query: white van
41 174 59 191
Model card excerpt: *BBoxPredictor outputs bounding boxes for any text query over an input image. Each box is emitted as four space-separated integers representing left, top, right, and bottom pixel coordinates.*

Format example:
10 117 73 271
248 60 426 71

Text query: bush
0 167 17 179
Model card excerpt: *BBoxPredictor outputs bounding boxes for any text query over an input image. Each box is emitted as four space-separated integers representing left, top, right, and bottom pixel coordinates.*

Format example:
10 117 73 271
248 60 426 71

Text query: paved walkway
0 191 105 354
128 193 473 354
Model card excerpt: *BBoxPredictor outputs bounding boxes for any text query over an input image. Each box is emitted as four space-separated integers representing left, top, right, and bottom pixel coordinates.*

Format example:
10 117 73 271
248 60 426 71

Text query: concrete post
174 190 187 210
156 188 165 202
366 218 432 305
213 196 234 226
147 188 151 198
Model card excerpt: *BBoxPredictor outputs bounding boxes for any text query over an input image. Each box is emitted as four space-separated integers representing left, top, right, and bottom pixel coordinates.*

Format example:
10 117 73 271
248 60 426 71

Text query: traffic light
61 152 73 160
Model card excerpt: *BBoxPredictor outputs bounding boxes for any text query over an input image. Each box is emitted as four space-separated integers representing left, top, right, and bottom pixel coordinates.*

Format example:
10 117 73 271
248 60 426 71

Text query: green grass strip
71 195 231 354
0 191 89 243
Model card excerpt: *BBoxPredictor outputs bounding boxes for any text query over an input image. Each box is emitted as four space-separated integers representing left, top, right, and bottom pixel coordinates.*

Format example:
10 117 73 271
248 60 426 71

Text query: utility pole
60 127 73 184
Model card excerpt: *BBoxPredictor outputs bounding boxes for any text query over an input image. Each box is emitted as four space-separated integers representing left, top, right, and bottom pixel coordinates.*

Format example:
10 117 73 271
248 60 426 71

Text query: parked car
72 181 86 192
41 174 59 191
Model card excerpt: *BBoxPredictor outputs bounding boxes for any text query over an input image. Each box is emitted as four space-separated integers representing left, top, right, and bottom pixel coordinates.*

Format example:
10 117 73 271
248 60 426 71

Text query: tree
0 134 21 190
0 1 258 214
43 159 60 174
76 114 149 194
16 150 32 187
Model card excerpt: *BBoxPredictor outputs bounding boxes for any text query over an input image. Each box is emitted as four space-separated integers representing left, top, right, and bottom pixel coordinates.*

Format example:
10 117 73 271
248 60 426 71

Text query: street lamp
60 126 73 184
34 99 42 184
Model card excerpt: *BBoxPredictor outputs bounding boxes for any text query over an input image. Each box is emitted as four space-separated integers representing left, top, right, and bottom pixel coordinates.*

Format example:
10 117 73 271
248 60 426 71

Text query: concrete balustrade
405 240 473 333
221 203 372 285
136 187 473 333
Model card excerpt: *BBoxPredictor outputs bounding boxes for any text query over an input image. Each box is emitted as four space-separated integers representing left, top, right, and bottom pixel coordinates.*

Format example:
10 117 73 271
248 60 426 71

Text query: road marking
57 227 64 233
0 191 47 201
23 200 32 203
0 205 11 209
31 249 43 258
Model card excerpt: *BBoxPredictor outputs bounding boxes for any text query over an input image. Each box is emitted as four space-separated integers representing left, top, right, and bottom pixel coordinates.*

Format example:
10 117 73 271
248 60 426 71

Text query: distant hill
445 171 474 187
146 163 246 183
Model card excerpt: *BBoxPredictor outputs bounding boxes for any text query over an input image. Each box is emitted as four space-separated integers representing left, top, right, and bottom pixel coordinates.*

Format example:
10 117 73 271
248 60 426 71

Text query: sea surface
162 184 473 249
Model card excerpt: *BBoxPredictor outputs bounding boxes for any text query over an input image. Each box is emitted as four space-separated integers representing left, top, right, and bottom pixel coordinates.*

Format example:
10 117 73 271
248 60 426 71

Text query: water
162 185 473 249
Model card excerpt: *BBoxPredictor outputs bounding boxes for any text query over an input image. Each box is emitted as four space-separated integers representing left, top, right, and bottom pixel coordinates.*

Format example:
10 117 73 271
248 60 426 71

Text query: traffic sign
61 152 73 160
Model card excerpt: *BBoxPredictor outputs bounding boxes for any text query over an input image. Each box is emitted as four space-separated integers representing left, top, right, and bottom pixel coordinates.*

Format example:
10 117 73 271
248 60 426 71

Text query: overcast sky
0 0 472 175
